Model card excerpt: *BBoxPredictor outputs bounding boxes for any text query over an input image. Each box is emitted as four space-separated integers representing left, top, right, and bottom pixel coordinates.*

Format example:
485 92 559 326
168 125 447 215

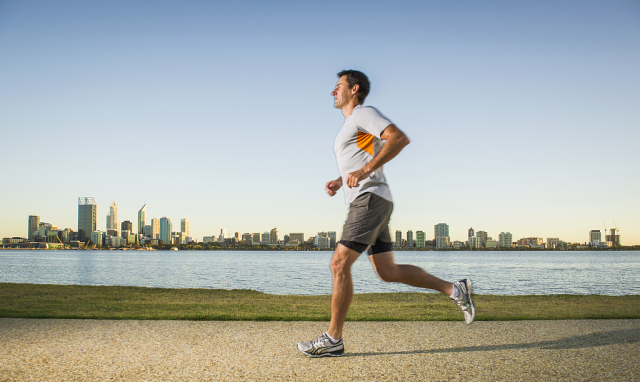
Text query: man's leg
327 243 362 340
369 250 475 324
369 251 453 295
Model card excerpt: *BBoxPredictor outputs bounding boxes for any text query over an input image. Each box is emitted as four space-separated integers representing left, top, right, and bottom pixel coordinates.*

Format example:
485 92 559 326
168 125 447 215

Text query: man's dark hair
337 70 370 103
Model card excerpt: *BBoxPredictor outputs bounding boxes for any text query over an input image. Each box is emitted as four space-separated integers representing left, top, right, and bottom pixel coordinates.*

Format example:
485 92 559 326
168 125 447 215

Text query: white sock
449 284 459 299
325 332 340 343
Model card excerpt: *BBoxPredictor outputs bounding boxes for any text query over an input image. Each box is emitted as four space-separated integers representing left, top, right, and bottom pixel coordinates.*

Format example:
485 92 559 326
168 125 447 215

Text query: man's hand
345 168 370 188
325 177 343 196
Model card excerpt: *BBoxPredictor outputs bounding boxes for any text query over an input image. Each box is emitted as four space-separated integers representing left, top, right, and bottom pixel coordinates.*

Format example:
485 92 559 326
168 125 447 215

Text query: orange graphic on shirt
357 131 374 155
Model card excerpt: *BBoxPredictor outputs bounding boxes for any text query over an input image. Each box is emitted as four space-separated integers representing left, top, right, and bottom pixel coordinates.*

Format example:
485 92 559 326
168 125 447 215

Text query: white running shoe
297 333 344 357
452 279 476 324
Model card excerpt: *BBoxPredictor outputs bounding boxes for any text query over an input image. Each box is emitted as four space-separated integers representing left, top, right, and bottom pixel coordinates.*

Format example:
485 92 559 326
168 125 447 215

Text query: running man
297 70 476 358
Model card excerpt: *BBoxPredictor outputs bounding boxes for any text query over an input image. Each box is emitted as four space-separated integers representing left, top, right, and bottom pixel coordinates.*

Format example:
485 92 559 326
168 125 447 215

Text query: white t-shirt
333 105 394 204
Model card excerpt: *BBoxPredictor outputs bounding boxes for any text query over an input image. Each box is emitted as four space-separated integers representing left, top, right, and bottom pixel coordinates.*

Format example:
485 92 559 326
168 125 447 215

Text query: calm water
0 250 638 295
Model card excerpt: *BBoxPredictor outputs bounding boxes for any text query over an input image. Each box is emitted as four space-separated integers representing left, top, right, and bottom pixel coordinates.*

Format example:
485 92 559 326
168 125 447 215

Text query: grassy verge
1 283 639 321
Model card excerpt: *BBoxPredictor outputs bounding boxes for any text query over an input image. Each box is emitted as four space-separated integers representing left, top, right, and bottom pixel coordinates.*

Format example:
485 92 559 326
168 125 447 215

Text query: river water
0 250 638 295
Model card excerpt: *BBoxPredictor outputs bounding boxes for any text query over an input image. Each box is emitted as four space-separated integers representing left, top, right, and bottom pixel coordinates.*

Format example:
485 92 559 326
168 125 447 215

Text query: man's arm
326 176 343 197
345 124 410 188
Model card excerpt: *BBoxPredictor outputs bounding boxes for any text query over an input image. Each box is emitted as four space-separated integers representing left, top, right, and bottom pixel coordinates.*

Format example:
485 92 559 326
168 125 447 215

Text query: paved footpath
1 318 638 381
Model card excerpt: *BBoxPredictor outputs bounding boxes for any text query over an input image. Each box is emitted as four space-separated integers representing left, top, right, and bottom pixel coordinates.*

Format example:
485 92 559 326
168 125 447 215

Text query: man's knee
376 265 398 283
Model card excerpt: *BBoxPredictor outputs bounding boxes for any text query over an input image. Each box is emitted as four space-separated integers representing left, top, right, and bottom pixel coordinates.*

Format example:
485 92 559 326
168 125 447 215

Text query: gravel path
1 318 638 381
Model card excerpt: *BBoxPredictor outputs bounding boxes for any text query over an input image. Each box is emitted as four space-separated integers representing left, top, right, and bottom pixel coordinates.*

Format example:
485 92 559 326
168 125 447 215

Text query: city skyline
1 1 638 245
9 200 629 247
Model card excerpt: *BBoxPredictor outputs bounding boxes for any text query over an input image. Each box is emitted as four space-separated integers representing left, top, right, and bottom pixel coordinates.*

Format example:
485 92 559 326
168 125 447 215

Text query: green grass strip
1 283 639 321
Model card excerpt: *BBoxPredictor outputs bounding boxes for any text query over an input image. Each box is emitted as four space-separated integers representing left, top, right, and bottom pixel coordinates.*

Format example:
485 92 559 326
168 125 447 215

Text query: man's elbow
400 134 410 147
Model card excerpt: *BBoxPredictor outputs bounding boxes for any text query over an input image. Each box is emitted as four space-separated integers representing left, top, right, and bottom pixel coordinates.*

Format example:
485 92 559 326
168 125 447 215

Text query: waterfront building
468 227 474 239
499 232 512 248
270 228 278 244
203 236 216 244
434 223 450 249
106 202 119 236
252 233 261 245
606 228 621 247
172 232 180 245
485 239 497 249
416 231 426 248
78 197 97 242
151 218 160 239
518 237 544 248
261 232 270 245
395 230 402 248
242 233 252 245
406 230 414 248
453 240 465 249
315 234 330 249
28 215 40 240
590 230 602 244
468 236 480 249
328 231 336 247
476 231 488 248
159 217 172 244
138 203 146 234
91 231 104 247
289 233 304 244
143 225 152 238
121 221 133 234
181 219 190 236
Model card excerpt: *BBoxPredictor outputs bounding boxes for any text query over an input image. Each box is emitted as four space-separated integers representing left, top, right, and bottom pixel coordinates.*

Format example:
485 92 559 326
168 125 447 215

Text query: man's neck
341 102 362 119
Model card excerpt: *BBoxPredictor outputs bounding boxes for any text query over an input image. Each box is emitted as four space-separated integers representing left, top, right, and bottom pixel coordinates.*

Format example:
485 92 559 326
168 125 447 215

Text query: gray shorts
340 192 393 246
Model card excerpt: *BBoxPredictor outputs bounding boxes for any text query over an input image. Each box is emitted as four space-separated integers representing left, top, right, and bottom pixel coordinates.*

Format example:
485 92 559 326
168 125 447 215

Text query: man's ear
351 84 360 95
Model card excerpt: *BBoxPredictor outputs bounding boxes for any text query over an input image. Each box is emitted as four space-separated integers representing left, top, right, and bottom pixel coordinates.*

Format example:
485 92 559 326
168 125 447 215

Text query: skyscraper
395 230 402 248
28 215 40 240
138 203 146 234
160 217 172 244
151 218 160 239
106 202 119 236
78 197 97 242
121 221 133 234
434 223 450 249
590 230 601 243
270 228 278 244
181 218 190 236
499 232 512 248
468 227 474 239
406 230 414 248
416 231 426 248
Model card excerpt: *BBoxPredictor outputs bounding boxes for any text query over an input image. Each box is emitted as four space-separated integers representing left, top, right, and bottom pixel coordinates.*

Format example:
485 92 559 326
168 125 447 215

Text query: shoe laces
311 334 328 348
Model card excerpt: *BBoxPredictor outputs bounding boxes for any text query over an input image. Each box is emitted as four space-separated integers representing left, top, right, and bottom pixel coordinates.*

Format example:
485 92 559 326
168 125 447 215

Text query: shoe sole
297 347 344 358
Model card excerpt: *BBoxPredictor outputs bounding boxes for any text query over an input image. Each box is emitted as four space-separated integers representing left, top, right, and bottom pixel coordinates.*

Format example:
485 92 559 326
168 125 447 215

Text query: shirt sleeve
353 107 393 139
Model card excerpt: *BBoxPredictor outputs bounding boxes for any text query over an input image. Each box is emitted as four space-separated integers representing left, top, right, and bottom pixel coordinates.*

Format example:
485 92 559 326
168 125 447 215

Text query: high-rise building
121 221 133 234
242 233 252 245
476 231 488 247
328 231 337 248
78 197 97 242
590 230 601 243
143 225 153 238
395 230 402 248
252 233 261 245
138 203 146 234
499 232 512 248
151 218 160 239
160 217 172 244
106 202 119 236
270 228 278 244
406 230 414 248
289 233 304 245
606 228 621 247
416 231 426 248
261 232 270 245
28 215 40 240
434 223 450 249
468 227 474 239
181 218 190 236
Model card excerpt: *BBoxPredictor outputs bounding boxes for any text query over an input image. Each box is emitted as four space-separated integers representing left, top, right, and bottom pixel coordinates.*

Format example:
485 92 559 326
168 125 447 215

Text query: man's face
331 75 356 109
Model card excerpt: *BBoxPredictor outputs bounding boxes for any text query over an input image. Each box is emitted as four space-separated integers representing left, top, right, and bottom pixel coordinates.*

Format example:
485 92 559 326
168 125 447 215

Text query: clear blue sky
1 0 639 244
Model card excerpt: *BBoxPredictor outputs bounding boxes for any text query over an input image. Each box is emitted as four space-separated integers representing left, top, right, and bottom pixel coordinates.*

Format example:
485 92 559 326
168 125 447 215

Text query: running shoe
452 279 476 324
297 333 344 357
